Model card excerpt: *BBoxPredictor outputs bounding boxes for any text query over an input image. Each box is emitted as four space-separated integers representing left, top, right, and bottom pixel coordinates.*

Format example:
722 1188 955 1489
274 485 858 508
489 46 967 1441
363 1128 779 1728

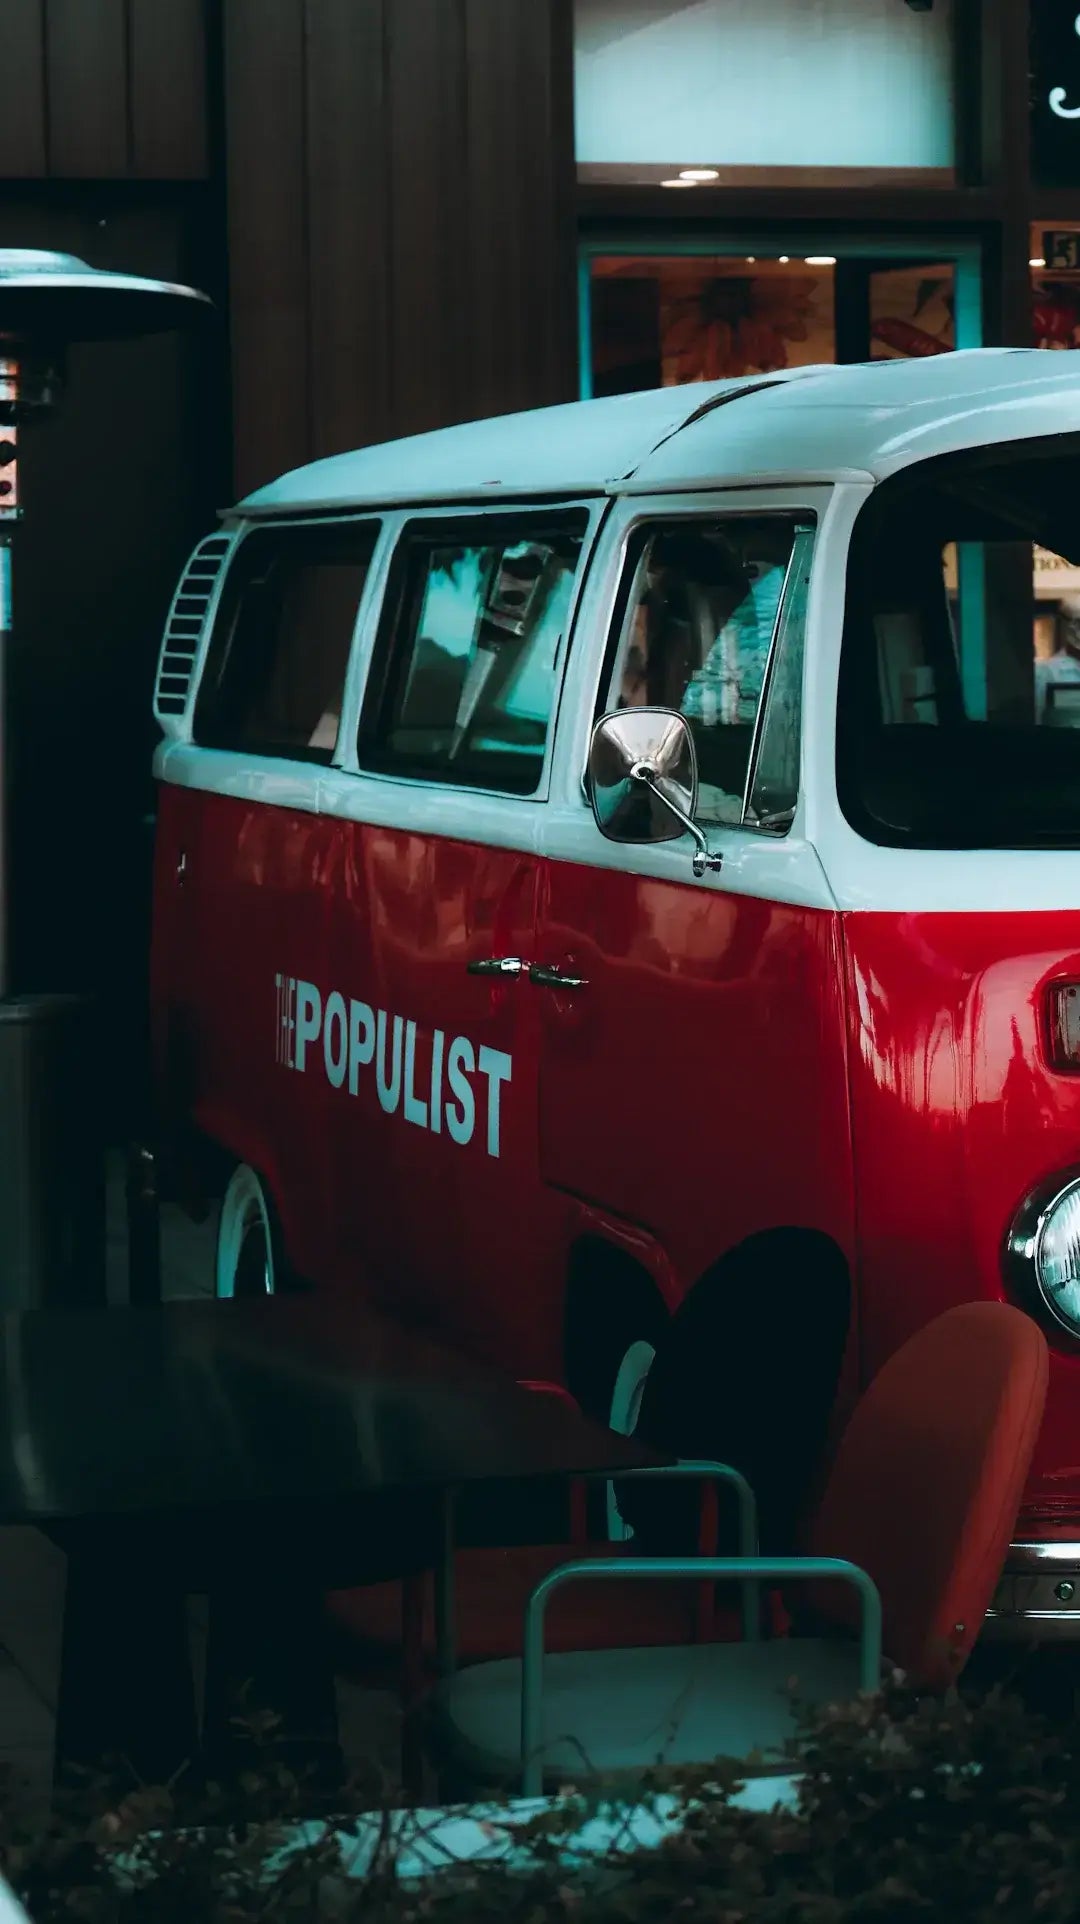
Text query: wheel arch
562 1233 672 1410
638 1223 856 1548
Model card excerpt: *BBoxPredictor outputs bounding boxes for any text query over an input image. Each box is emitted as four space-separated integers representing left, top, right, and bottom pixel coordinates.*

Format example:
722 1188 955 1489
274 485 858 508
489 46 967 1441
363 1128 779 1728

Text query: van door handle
529 964 589 991
466 956 529 978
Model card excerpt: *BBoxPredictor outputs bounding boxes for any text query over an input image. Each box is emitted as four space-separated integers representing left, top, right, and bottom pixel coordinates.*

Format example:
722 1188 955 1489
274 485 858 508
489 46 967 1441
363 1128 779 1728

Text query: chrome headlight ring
1004 1167 1080 1340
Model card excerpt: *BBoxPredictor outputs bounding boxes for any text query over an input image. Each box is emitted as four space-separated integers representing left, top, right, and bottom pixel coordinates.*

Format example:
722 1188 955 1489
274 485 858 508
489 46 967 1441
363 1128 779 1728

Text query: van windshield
837 433 1080 848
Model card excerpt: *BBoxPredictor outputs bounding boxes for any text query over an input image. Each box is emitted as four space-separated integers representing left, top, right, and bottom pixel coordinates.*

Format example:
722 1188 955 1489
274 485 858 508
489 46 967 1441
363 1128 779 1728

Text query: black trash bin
0 994 106 1309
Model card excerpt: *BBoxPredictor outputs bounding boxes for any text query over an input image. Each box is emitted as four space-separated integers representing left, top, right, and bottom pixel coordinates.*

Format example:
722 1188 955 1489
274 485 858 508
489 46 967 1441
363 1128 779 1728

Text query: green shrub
6 1679 1080 1924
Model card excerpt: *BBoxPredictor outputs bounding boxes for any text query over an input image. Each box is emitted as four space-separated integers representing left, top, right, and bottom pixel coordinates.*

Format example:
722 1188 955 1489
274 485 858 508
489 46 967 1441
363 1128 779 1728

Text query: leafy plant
6 1677 1080 1923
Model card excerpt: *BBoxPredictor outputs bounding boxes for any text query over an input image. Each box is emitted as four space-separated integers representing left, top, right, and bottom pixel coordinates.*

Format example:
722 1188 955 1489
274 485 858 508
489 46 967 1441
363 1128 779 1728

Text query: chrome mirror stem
635 764 722 877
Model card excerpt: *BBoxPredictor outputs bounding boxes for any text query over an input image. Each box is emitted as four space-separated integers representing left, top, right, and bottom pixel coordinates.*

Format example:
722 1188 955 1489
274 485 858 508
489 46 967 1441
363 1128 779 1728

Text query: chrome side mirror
586 707 722 877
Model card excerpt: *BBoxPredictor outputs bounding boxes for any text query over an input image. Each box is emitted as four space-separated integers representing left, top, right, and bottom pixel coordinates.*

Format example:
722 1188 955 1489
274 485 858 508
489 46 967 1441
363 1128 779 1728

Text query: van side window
194 522 378 764
360 512 589 797
604 517 810 829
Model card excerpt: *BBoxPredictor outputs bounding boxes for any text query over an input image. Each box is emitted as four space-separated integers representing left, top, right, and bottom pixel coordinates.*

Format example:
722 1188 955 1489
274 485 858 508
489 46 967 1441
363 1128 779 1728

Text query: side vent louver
153 532 233 734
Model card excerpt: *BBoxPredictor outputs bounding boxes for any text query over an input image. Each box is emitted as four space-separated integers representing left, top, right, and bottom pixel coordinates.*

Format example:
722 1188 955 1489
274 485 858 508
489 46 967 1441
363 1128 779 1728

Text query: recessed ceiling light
1031 256 1046 267
679 168 719 181
778 255 790 264
745 256 757 264
661 177 697 188
805 255 837 265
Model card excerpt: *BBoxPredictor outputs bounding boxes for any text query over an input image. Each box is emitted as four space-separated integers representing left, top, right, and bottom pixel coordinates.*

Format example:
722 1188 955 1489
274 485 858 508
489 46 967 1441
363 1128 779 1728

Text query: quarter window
837 435 1080 848
604 516 812 829
361 513 589 796
195 522 378 763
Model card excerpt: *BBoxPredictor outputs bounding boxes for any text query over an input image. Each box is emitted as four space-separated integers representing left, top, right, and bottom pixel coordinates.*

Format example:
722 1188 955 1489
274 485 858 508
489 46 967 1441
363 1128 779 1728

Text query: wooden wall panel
224 0 579 492
45 0 129 178
0 1 48 177
128 0 209 180
0 0 209 181
384 0 470 438
224 0 311 496
305 0 391 458
464 0 576 417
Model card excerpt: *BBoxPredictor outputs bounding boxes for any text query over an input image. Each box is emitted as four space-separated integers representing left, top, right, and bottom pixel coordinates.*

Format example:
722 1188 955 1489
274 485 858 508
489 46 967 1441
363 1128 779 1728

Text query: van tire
603 1335 660 1539
215 1164 281 1300
637 1232 852 1554
564 1258 669 1540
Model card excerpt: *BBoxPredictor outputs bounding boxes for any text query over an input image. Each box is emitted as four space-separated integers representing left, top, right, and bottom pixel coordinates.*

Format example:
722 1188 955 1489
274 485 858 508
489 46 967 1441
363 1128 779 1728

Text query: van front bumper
986 1541 1080 1639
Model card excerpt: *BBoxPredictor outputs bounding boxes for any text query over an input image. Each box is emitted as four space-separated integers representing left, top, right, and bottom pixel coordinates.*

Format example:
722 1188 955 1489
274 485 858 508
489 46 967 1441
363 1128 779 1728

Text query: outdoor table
0 1295 662 1785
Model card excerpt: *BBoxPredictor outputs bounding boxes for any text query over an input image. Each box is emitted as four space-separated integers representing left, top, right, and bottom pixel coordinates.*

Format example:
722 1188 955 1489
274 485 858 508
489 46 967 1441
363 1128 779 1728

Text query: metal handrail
520 1552 883 1797
434 1458 759 1678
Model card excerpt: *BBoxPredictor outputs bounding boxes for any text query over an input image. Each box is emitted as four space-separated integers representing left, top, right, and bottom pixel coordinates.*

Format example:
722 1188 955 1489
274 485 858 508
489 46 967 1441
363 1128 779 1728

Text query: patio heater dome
0 248 212 418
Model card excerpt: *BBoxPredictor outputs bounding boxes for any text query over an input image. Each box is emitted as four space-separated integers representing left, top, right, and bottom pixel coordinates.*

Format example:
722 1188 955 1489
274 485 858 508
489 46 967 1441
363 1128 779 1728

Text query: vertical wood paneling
223 0 311 496
546 0 579 404
464 0 532 420
385 0 469 437
305 0 391 456
128 0 209 179
221 0 579 484
464 0 577 416
0 1 48 177
45 0 129 178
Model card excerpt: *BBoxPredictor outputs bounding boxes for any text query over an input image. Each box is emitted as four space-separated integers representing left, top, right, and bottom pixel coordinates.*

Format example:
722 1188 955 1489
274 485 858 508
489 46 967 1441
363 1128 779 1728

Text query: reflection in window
195 524 378 763
607 518 806 828
365 517 588 796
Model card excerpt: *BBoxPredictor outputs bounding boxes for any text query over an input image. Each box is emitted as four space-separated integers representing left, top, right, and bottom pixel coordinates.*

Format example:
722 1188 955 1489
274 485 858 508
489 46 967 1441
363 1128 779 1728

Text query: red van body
151 352 1080 1632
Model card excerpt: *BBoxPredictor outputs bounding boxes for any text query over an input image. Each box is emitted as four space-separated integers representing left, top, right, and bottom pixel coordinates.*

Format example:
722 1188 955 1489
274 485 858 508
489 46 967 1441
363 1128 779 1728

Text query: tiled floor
0 1157 402 1807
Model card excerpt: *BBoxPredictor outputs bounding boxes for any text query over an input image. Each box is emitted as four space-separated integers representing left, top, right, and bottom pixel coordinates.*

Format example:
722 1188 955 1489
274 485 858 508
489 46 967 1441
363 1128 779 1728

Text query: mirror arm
634 763 723 878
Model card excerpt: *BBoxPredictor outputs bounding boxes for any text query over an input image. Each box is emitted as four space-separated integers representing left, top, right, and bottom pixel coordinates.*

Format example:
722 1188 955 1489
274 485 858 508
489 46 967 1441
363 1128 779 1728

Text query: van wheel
604 1335 659 1540
216 1165 279 1300
565 1275 669 1541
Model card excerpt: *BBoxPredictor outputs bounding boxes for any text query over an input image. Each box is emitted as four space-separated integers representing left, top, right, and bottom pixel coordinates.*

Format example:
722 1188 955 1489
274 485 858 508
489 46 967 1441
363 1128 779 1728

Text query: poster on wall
1033 266 1080 348
868 267 954 357
658 266 834 381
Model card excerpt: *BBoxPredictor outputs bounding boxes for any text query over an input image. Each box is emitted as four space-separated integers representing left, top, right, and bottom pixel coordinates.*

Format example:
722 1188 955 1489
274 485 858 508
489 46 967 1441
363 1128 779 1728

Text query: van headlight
1005 1170 1080 1338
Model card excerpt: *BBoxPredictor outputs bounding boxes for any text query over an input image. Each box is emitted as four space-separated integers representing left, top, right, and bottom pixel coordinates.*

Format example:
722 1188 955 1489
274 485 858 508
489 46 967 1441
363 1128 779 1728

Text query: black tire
636 1232 851 1555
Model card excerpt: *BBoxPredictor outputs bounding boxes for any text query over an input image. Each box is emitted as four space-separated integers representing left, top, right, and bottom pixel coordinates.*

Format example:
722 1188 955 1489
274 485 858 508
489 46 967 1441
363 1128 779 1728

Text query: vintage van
152 348 1080 1631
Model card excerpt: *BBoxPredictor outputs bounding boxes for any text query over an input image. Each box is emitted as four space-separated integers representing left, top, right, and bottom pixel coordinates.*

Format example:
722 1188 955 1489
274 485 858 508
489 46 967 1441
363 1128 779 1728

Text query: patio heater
0 250 210 1309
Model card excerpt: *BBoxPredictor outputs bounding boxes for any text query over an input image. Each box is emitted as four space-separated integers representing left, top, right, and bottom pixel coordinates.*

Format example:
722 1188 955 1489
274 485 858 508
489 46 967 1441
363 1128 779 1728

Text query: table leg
434 1489 457 1679
202 1579 341 1787
399 1571 428 1800
54 1540 197 1788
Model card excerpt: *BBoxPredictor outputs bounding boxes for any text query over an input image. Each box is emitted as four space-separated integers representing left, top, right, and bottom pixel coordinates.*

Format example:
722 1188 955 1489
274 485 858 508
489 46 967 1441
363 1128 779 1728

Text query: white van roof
237 349 1080 516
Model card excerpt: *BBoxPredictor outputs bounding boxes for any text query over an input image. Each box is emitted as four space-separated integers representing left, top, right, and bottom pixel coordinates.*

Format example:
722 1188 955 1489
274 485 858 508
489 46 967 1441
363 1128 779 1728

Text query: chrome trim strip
1006 1540 1080 1571
740 520 815 826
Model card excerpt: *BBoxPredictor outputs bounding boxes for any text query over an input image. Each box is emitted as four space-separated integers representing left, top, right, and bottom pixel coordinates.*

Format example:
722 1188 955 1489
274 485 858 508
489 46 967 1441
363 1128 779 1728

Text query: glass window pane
867 264 955 359
591 256 836 394
575 0 955 176
750 526 814 829
195 523 377 763
605 517 805 829
837 437 1080 847
363 516 588 796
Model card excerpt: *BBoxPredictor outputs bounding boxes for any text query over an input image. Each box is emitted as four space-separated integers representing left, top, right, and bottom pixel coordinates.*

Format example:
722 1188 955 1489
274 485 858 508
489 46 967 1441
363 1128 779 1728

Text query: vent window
153 533 234 732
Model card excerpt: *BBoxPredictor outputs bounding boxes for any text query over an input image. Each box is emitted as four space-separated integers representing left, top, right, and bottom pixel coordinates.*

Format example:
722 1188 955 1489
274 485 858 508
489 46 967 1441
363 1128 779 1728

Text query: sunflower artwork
661 272 820 381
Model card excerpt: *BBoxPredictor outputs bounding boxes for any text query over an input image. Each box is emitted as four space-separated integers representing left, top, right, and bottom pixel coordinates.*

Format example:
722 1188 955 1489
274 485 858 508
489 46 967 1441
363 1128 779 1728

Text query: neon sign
1050 14 1080 118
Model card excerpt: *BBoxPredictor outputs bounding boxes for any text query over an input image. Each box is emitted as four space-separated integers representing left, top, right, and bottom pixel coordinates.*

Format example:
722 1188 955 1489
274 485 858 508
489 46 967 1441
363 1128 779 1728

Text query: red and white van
152 349 1080 1632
